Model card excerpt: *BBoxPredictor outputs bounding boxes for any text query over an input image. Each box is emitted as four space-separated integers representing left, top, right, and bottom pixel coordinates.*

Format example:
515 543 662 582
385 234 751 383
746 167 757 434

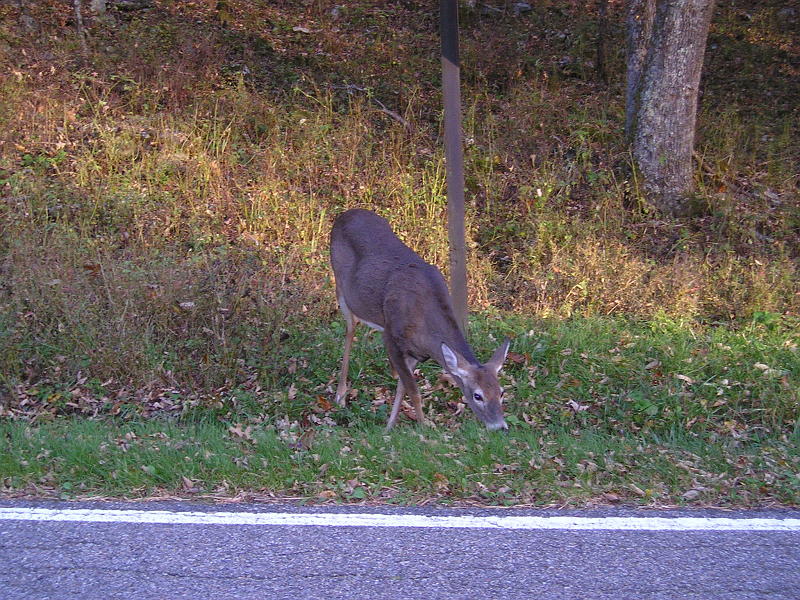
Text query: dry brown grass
1 0 797 402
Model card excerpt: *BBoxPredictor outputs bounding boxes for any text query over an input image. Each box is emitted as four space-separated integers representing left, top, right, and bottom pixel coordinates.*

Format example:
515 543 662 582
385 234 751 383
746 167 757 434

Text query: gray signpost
440 0 468 333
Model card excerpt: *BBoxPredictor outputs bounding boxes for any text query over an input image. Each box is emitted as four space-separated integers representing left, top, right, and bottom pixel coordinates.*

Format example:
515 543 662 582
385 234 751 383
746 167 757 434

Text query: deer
330 208 510 431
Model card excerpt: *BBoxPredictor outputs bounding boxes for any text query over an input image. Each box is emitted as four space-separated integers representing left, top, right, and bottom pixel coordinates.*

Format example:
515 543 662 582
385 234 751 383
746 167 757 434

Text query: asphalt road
1 501 799 599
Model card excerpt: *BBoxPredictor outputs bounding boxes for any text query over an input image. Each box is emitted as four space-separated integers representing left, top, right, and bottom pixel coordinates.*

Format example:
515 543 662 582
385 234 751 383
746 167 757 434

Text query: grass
1 416 797 506
2 313 798 505
0 1 798 505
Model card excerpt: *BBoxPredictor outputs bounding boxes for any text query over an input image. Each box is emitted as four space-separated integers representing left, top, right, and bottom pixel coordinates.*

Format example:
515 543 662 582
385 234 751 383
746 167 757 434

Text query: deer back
331 209 461 345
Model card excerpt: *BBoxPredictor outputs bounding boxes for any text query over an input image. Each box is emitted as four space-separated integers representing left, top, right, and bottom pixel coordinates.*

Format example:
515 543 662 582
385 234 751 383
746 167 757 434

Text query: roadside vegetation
2 314 799 505
1 1 798 505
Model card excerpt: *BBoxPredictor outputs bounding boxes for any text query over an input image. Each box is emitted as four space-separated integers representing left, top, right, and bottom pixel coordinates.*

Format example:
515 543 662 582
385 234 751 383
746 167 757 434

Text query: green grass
2 313 798 505
2 417 797 506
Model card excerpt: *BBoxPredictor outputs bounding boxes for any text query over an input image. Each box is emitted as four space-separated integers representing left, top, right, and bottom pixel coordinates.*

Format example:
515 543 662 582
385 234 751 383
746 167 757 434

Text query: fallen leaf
437 372 458 387
228 424 254 442
432 472 450 492
566 399 589 412
682 489 701 501
293 428 316 451
506 351 527 364
316 395 333 412
629 483 646 497
754 363 783 377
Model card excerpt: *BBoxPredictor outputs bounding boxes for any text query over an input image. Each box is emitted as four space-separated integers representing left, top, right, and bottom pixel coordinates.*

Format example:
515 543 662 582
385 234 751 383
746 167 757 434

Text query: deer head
441 339 510 431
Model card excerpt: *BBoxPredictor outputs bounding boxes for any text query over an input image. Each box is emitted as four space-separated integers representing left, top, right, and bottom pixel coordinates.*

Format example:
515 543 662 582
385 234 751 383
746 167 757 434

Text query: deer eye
473 392 483 403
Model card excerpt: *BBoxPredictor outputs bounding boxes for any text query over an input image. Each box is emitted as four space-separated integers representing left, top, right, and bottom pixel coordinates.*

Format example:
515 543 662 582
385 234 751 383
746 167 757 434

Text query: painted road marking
1 507 799 531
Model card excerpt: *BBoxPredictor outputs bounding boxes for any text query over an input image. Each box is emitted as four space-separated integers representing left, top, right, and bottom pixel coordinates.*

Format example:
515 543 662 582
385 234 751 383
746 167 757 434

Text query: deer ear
485 338 510 375
441 343 470 379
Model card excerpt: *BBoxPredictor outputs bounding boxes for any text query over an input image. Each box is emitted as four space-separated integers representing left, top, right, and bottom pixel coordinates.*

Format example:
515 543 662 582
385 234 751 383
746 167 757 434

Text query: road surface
1 501 799 599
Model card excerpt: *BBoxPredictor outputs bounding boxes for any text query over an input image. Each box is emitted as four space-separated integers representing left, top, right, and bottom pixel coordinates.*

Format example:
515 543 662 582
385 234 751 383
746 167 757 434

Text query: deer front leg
386 377 405 432
384 339 421 430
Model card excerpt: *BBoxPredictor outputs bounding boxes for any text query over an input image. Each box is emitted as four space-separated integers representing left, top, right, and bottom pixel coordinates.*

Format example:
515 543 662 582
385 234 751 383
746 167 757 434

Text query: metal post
440 0 468 333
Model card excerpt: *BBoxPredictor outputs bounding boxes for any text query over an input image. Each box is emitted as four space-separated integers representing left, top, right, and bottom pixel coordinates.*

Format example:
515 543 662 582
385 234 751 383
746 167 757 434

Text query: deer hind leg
335 294 358 407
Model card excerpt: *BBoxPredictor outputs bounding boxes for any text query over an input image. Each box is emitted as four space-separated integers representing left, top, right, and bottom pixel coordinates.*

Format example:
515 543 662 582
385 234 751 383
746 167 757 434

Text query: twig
334 84 415 134
693 150 744 195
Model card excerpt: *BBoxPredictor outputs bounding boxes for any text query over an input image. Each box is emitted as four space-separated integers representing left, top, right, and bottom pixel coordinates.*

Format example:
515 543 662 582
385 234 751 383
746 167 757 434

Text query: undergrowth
0 1 798 503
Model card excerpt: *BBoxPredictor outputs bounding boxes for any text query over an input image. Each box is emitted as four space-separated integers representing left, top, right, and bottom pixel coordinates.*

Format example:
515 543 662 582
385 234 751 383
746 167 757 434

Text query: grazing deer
330 209 510 431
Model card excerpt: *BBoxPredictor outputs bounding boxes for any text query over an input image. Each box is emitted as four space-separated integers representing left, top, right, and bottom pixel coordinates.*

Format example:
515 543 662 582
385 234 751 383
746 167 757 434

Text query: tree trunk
15 0 38 32
73 0 90 64
596 0 610 84
626 0 715 215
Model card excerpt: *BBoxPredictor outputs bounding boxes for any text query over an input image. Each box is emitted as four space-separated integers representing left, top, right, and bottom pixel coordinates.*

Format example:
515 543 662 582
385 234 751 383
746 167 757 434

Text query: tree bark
14 0 37 32
626 0 715 215
73 0 90 64
596 0 610 84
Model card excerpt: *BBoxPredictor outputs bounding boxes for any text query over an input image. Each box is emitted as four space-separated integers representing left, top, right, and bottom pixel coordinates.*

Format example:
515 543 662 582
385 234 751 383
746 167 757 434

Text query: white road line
1 507 799 531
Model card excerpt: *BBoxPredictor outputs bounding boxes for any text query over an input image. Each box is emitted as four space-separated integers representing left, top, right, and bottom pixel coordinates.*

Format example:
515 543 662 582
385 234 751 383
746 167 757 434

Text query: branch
334 84 415 134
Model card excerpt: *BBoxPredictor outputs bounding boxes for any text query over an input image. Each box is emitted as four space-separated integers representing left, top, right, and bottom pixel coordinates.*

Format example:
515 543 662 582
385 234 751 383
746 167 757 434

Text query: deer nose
486 420 509 432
